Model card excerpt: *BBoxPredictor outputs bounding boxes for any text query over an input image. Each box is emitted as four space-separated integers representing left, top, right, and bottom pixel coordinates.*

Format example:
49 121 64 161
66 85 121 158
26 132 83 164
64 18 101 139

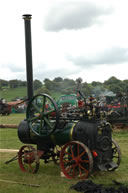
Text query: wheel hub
73 157 81 165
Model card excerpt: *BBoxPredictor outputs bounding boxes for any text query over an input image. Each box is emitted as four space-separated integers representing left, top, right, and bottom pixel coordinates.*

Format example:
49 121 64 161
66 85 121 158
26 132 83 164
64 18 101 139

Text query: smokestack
22 14 34 100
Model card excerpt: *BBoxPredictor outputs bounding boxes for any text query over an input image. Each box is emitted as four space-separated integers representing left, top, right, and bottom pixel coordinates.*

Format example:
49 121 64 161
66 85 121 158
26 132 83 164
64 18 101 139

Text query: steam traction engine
17 93 121 179
15 14 121 179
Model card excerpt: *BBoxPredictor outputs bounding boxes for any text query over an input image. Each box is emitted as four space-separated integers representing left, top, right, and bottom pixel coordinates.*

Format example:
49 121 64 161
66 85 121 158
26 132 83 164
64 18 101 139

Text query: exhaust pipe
22 14 34 100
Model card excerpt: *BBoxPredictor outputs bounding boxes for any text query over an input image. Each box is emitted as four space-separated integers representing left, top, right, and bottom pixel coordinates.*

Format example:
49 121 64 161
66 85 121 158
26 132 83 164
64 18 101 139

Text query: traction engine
17 93 121 179
8 14 121 180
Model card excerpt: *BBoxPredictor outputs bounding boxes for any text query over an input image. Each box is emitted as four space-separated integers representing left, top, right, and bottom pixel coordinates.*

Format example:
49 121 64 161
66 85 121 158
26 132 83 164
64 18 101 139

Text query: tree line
0 79 42 91
42 77 128 97
1 76 128 97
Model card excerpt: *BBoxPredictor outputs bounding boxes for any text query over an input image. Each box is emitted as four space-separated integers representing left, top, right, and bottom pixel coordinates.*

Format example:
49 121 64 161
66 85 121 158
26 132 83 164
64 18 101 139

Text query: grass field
0 87 60 102
0 87 27 101
0 114 128 193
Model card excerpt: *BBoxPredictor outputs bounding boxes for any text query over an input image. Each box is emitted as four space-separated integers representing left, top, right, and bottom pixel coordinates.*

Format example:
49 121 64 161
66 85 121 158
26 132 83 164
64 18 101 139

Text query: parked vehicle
16 93 121 179
57 94 78 109
0 98 11 115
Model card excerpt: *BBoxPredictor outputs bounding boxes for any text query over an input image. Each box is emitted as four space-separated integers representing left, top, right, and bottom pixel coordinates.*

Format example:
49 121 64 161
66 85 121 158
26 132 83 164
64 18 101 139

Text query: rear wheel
60 141 93 179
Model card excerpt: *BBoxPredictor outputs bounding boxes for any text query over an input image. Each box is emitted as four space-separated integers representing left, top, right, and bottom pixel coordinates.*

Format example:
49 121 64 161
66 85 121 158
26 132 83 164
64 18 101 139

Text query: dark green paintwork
29 122 76 146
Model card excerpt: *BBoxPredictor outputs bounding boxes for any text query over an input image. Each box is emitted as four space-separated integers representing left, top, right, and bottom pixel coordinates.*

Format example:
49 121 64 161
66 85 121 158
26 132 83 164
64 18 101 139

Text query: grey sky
44 1 112 31
0 0 128 83
67 47 128 67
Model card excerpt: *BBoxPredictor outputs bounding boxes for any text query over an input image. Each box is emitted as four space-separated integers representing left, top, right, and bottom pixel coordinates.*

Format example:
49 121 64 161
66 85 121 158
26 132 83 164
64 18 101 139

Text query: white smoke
93 86 116 97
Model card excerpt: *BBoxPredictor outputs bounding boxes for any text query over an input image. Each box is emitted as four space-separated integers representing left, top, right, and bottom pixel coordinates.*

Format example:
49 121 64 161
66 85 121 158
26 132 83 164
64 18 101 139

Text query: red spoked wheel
18 145 40 173
60 141 93 179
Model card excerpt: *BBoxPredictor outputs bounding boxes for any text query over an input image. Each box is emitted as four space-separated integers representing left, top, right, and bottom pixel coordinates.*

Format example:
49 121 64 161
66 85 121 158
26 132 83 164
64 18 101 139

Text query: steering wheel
26 93 59 137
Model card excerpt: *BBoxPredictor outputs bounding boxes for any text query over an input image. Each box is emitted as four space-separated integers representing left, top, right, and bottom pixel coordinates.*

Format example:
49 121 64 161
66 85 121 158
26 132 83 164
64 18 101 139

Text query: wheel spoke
80 159 89 163
65 151 72 157
39 119 44 134
78 164 82 177
44 116 54 129
70 144 74 158
66 165 73 174
77 144 80 157
32 103 41 113
28 163 35 172
45 109 55 116
63 159 73 163
72 164 76 177
42 96 46 113
79 164 89 175
79 150 86 158
28 116 39 123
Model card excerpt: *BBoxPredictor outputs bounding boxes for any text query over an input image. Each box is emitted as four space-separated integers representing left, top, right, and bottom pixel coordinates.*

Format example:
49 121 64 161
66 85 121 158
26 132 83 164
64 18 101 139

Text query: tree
33 79 42 90
122 80 128 93
82 82 92 96
21 81 27 87
107 84 122 94
91 81 103 87
45 79 53 90
9 79 19 88
0 79 9 87
35 87 51 95
104 76 121 85
43 78 50 84
52 81 61 92
53 77 63 82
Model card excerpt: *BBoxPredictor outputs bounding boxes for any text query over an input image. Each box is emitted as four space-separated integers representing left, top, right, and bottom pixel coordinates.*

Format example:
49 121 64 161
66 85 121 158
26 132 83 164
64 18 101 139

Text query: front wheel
18 145 40 173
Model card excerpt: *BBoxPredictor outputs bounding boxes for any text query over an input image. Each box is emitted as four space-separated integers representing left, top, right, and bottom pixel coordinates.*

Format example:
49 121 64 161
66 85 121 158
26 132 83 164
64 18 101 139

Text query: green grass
0 114 25 149
0 87 27 101
0 114 128 193
0 113 26 125
0 86 62 102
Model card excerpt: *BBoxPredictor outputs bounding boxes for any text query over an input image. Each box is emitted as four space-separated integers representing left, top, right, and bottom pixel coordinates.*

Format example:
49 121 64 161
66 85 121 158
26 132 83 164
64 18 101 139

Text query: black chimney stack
23 14 34 100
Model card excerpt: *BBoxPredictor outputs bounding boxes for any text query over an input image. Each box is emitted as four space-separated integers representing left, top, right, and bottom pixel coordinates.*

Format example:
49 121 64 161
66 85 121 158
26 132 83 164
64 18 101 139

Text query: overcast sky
0 0 128 83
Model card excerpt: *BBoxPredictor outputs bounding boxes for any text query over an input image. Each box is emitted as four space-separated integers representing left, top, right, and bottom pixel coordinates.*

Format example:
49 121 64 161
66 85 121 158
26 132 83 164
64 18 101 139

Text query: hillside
0 87 61 102
0 87 27 101
1 76 128 102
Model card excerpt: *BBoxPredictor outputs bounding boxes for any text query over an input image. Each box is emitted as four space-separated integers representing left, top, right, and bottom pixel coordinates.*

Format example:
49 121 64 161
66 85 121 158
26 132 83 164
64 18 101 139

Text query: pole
22 14 34 100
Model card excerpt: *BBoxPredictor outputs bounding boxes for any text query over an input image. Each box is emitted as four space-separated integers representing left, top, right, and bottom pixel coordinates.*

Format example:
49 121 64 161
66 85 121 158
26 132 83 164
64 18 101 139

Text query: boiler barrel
18 120 112 150
18 120 76 146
